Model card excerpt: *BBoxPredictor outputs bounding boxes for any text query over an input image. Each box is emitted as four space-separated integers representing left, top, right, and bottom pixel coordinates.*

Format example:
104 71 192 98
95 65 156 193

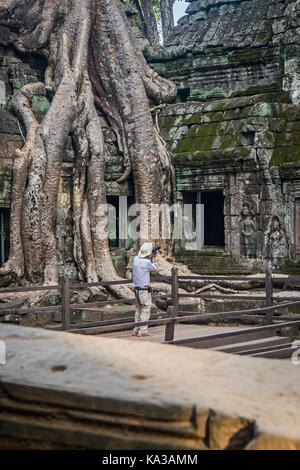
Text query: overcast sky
173 1 189 25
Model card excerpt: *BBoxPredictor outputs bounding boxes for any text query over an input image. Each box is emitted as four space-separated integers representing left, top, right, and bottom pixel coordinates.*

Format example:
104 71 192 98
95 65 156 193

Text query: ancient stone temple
0 0 300 278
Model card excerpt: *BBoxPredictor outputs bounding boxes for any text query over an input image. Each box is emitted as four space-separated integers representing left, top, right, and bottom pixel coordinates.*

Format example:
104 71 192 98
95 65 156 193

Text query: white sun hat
138 242 153 258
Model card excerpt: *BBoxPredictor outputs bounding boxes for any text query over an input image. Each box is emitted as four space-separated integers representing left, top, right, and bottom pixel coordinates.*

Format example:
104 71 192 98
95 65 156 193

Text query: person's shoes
132 332 141 337
140 332 153 337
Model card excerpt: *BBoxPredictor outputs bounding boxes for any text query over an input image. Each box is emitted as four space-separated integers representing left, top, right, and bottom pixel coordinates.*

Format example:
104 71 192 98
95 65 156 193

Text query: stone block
209 412 255 450
0 111 20 134
1 324 300 449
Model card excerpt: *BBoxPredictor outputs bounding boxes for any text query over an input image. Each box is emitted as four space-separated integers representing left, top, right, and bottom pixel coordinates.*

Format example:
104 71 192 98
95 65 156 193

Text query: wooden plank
102 324 249 343
251 347 293 359
178 275 267 281
171 266 179 313
164 266 179 342
70 280 132 289
237 342 292 356
179 294 300 302
70 309 300 336
71 294 169 310
168 330 276 349
178 275 300 282
178 294 269 300
61 276 70 331
152 275 172 282
273 316 300 321
177 299 300 319
167 320 300 348
0 284 60 294
214 336 289 353
211 315 300 323
265 265 273 324
164 306 176 341
0 305 62 314
70 317 173 335
67 312 167 330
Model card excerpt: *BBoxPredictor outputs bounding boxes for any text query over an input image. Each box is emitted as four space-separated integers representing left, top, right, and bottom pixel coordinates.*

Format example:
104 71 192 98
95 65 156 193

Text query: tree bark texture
160 0 175 44
0 0 177 291
139 0 160 46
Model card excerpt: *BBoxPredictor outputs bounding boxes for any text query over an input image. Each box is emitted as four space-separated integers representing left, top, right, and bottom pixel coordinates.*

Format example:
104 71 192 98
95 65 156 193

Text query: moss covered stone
32 96 51 113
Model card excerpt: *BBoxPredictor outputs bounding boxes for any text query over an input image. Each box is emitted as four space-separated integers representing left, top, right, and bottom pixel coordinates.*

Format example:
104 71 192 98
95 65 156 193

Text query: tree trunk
130 0 147 39
160 0 175 45
139 0 160 46
0 0 177 292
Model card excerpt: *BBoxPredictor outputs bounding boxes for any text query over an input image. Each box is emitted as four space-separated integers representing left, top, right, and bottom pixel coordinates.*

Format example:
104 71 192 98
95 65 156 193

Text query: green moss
187 122 219 138
271 146 300 166
280 258 300 276
182 112 209 125
11 70 37 90
174 145 251 166
218 133 239 149
223 108 242 120
161 115 176 132
273 105 300 121
275 131 300 147
175 249 255 275
32 96 51 113
291 121 300 131
175 135 216 153
269 118 287 133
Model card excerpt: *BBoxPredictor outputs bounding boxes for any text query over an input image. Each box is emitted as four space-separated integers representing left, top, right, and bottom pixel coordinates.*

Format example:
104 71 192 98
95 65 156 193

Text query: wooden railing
1 267 300 343
0 275 170 331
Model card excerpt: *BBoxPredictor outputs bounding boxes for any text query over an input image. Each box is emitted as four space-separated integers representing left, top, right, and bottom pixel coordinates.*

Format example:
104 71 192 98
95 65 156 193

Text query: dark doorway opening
178 87 190 102
0 208 10 266
200 191 225 247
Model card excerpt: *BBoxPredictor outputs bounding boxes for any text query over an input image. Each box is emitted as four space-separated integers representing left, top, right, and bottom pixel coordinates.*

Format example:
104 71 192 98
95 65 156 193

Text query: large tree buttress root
0 0 177 295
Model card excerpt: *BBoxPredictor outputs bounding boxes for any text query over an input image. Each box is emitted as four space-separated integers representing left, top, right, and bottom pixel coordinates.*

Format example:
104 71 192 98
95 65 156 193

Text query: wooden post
265 264 273 325
164 306 176 341
164 266 179 342
61 275 70 330
171 265 179 314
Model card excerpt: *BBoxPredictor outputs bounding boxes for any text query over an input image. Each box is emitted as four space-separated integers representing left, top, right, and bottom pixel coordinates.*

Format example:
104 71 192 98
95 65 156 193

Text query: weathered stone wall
148 0 300 273
159 95 300 272
148 0 299 103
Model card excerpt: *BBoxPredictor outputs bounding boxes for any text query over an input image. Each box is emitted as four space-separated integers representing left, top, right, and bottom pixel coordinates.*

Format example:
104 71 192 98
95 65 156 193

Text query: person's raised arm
148 256 157 271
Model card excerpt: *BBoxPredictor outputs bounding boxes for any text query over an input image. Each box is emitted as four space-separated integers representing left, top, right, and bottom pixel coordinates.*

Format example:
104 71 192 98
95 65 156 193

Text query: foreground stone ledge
0 324 299 450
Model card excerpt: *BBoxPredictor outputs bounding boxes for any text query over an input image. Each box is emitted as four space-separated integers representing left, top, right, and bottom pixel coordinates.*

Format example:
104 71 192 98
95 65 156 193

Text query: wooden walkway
1 267 299 359
102 324 253 343
102 323 293 359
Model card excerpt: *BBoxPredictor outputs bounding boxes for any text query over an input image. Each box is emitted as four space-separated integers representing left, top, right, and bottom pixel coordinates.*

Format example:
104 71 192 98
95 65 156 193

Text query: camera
152 245 161 256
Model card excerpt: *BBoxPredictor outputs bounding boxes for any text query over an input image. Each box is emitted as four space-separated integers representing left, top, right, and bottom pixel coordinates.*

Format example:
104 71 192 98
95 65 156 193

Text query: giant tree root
0 0 180 299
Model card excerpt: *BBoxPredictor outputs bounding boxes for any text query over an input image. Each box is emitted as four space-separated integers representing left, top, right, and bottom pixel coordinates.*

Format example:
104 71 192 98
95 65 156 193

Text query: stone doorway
200 191 225 247
0 208 10 266
181 190 225 249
